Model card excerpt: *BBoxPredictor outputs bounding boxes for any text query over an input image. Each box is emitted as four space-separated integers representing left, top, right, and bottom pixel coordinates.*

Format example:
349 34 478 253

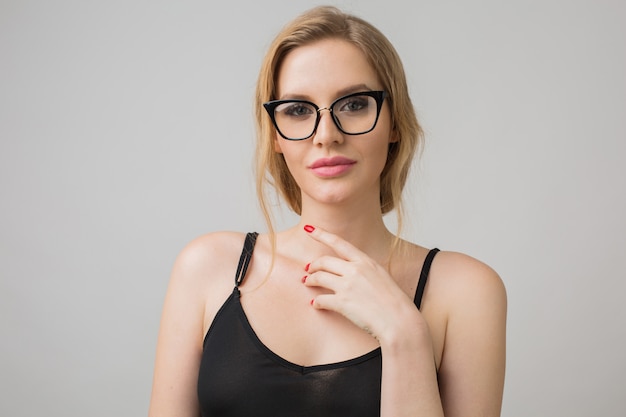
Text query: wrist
377 302 434 356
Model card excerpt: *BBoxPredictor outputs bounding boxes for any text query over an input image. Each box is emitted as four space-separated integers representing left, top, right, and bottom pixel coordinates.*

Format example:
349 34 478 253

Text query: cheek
376 144 391 172
369 133 394 174
275 142 300 173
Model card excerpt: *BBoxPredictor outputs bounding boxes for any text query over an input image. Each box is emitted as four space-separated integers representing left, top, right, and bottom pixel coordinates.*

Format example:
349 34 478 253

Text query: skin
149 39 507 417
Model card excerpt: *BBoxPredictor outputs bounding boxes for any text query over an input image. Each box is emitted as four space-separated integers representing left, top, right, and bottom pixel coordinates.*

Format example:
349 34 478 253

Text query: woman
149 6 506 417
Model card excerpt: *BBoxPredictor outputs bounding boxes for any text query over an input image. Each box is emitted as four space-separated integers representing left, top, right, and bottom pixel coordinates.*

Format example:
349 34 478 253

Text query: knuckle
347 263 361 276
339 276 353 291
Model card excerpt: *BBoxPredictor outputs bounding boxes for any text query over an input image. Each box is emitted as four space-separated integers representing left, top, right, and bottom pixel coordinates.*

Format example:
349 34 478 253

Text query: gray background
1 0 625 416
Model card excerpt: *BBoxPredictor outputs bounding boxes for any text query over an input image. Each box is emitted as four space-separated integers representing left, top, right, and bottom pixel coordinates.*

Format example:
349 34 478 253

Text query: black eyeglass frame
263 90 387 141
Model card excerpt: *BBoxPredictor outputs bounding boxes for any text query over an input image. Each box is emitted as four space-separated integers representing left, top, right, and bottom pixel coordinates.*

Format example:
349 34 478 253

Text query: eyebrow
278 84 374 101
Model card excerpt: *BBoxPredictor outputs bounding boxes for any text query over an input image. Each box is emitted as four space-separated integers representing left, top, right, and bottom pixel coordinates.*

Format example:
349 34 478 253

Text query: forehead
276 38 380 100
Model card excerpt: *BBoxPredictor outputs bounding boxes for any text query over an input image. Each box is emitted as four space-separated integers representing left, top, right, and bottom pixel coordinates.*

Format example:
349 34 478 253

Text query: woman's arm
379 252 506 416
148 243 206 417
435 252 507 416
377 299 445 417
148 233 241 417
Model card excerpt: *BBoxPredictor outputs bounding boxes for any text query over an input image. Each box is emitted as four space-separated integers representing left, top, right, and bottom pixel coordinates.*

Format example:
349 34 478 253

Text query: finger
303 271 342 292
310 292 379 338
303 225 366 261
310 293 341 312
305 255 347 276
310 294 370 335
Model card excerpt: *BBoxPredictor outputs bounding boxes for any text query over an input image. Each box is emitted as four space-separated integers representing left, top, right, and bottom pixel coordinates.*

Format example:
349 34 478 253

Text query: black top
197 232 440 416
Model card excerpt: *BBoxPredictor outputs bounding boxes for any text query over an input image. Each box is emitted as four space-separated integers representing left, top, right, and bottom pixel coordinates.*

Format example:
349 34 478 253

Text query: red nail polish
310 298 314 306
301 275 307 283
305 263 310 272
304 225 315 233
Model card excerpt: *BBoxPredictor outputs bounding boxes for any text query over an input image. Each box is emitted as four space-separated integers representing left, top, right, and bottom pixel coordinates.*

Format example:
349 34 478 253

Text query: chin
304 185 373 207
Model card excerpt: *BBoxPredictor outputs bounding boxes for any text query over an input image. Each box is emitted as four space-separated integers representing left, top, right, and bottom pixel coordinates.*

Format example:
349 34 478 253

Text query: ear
388 127 399 143
274 136 283 153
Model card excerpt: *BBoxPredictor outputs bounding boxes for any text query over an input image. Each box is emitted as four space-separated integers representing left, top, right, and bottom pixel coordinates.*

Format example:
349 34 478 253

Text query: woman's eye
337 97 369 113
283 103 314 117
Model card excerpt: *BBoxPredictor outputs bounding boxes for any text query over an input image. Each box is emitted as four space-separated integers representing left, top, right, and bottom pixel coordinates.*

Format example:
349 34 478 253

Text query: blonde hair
255 6 423 239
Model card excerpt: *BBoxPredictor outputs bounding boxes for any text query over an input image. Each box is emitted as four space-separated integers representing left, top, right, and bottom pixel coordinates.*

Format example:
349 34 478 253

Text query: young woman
149 6 506 417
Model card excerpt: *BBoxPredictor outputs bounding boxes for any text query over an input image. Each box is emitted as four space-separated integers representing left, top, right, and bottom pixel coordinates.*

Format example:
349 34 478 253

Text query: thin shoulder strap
414 248 440 310
234 232 259 287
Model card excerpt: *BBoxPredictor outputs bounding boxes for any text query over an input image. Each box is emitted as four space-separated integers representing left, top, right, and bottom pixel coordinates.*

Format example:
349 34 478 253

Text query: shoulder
423 250 507 332
168 231 250 294
164 231 253 330
429 250 506 308
173 231 249 272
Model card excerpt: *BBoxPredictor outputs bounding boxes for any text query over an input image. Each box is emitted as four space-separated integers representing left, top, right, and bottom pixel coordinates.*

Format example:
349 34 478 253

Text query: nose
312 108 344 146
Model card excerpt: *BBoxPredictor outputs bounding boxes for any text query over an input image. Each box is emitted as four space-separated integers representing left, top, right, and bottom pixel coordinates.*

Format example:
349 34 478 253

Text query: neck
288 193 396 261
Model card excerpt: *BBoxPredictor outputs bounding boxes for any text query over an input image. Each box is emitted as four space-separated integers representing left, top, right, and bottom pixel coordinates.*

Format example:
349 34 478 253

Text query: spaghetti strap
234 232 259 287
414 248 440 310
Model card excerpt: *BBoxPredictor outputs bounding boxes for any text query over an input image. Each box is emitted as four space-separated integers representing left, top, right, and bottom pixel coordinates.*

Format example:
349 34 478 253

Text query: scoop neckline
234 288 381 374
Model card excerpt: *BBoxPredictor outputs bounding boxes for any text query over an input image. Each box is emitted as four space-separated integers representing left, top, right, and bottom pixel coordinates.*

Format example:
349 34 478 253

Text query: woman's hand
301 225 423 343
301 224 506 417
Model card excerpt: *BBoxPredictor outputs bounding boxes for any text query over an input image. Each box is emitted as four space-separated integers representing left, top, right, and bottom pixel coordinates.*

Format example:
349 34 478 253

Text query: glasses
263 91 386 141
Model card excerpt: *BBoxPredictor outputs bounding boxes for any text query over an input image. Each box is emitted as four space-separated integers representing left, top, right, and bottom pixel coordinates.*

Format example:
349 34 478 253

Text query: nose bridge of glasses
315 106 341 132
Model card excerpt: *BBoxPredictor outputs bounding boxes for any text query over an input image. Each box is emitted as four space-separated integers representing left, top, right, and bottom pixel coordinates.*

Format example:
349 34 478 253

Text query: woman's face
273 38 395 209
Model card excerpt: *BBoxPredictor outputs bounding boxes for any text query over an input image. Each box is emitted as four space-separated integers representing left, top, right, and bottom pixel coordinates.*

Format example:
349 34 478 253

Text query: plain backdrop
1 0 625 416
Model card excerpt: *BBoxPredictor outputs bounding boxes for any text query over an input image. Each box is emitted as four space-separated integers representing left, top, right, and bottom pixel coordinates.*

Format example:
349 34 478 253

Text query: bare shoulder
428 250 507 310
173 231 248 276
168 231 249 300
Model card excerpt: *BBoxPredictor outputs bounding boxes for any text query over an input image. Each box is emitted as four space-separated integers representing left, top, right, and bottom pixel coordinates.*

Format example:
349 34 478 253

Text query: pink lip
308 156 356 177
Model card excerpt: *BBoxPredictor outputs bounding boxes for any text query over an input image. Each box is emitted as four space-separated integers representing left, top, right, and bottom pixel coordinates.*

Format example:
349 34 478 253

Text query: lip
308 156 356 177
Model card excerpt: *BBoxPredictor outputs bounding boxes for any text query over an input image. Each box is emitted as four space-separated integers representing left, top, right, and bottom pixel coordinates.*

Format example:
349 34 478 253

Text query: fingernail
304 225 315 233
305 263 310 272
301 275 307 283
310 298 314 306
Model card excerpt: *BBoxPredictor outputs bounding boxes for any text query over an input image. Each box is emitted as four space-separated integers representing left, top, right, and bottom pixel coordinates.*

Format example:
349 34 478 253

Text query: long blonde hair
255 6 423 241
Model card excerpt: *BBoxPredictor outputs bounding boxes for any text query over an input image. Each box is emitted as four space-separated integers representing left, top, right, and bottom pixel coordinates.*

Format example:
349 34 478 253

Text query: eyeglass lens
273 93 379 140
